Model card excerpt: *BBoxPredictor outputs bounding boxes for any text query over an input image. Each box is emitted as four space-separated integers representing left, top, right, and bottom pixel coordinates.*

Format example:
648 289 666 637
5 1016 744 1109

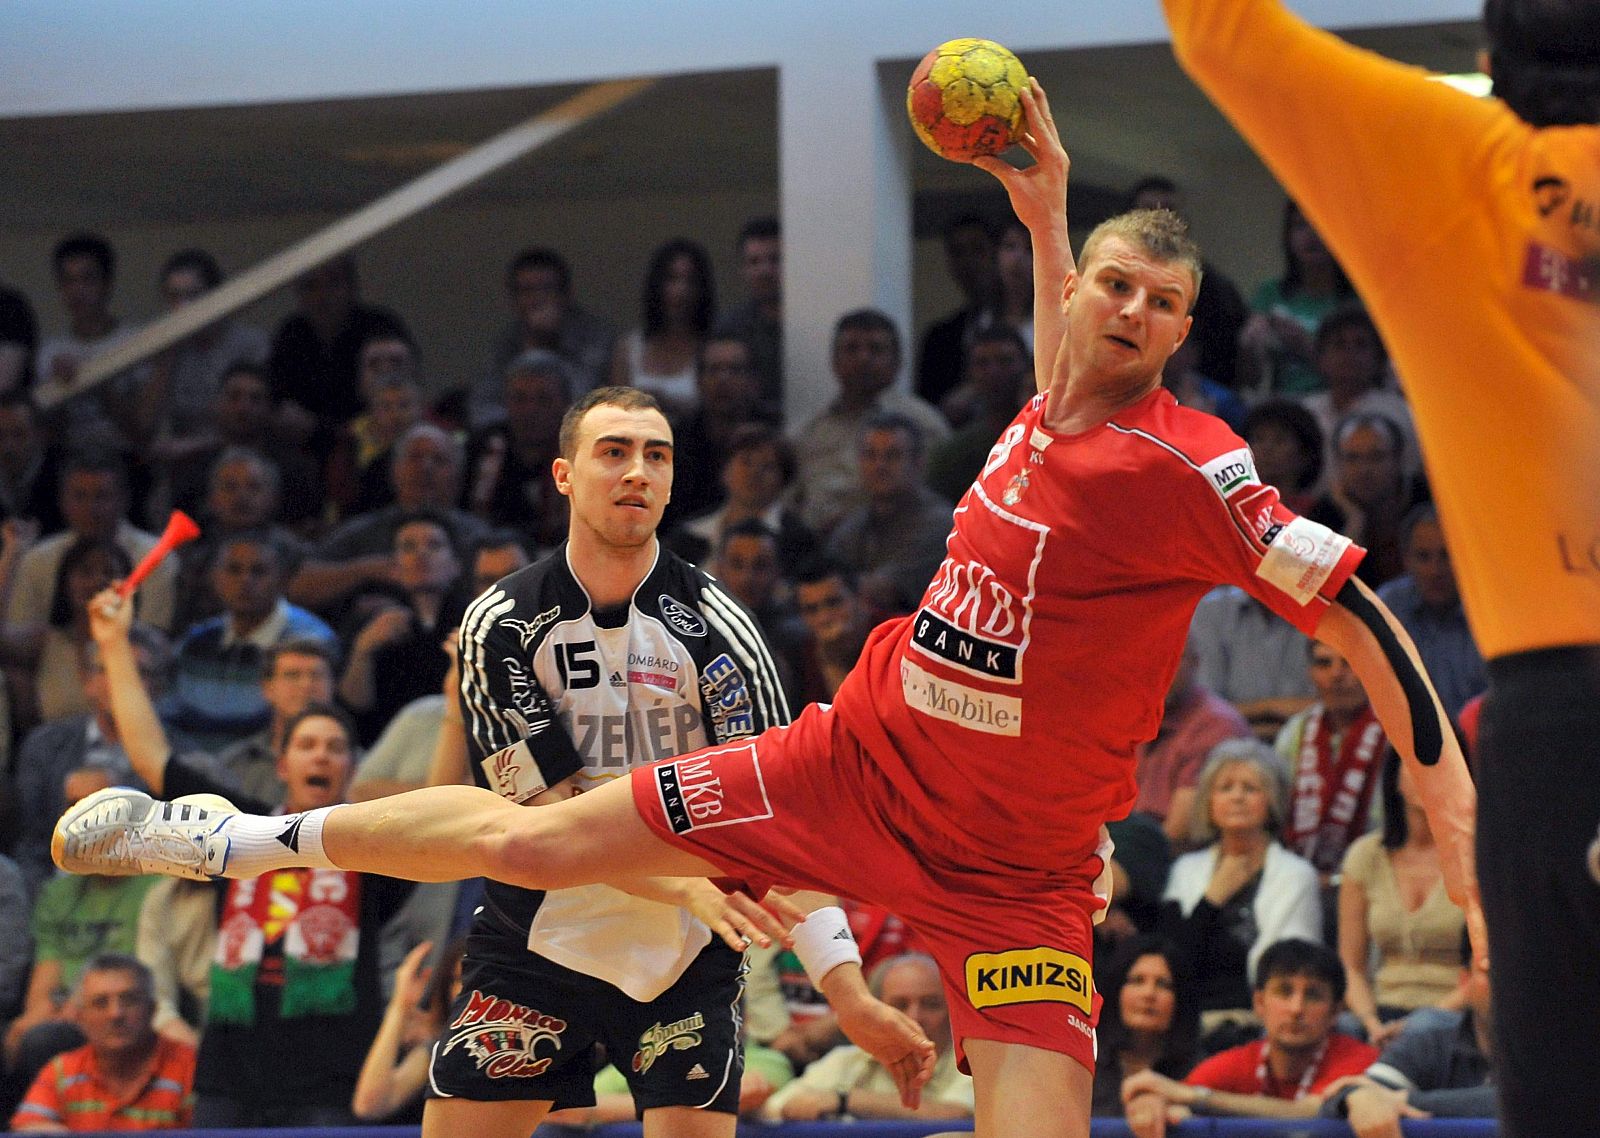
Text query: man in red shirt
11 954 195 1132
56 81 1478 1138
1120 939 1375 1134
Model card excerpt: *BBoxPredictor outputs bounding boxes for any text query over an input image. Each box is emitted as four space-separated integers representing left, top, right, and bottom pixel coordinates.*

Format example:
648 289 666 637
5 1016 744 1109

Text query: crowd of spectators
0 171 1494 1130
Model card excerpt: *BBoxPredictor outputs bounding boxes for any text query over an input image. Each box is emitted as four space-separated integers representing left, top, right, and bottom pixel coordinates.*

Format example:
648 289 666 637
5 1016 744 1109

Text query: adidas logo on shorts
686 1063 710 1080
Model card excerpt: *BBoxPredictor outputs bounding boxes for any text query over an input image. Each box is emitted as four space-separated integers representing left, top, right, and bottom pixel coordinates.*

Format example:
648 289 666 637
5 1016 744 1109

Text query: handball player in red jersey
55 80 1479 1138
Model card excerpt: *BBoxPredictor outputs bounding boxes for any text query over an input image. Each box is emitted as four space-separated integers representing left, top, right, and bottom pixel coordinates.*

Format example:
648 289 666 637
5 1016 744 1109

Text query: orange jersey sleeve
1165 0 1600 658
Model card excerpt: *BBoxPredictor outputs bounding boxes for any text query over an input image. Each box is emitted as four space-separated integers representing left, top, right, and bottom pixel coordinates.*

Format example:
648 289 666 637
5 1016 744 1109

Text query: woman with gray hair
1159 738 1321 1047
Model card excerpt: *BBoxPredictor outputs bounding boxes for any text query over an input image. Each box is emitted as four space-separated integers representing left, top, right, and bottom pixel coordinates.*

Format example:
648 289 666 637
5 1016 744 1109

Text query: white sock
220 806 344 876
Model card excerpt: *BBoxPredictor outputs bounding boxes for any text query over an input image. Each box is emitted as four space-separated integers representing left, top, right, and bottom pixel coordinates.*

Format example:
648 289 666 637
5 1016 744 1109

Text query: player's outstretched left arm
1315 576 1485 970
973 78 1072 394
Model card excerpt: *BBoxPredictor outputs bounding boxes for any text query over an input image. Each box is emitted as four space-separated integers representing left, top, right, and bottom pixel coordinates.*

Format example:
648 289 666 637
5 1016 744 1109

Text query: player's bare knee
478 811 578 891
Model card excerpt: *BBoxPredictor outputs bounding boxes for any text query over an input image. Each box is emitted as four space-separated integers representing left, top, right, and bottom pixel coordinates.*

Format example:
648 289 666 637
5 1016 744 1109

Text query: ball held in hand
907 38 1027 162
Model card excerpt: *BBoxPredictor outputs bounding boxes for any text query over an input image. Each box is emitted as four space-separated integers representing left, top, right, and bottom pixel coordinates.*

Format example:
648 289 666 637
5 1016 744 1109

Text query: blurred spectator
1122 939 1378 1130
760 954 973 1122
0 392 65 534
1100 813 1175 942
1161 741 1321 1043
791 559 873 705
294 424 487 615
24 536 130 729
1186 584 1315 741
666 334 772 525
0 853 31 1041
1162 334 1246 431
1134 636 1252 847
925 325 1033 503
348 622 464 804
712 216 784 421
161 362 322 530
350 940 466 1122
267 255 410 434
139 249 269 454
90 583 414 1128
1375 504 1486 719
5 453 176 640
1126 176 1249 387
135 876 216 1049
467 530 532 596
610 238 716 421
0 285 38 393
1337 753 1467 1047
915 214 998 409
463 349 573 551
1241 399 1324 513
793 309 948 535
668 422 814 568
1091 935 1200 1117
9 954 195 1133
991 218 1035 357
33 234 148 452
1237 200 1356 396
479 246 615 424
711 519 804 702
165 532 335 752
1319 934 1496 1129
1275 639 1388 881
6 768 155 1078
1301 305 1417 480
325 339 426 522
338 511 464 745
824 413 952 615
12 627 169 898
210 638 336 831
1312 414 1426 588
170 447 311 632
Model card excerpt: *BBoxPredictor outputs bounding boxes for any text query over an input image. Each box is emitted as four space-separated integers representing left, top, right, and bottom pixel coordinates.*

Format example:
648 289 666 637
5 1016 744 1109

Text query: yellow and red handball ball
906 38 1028 162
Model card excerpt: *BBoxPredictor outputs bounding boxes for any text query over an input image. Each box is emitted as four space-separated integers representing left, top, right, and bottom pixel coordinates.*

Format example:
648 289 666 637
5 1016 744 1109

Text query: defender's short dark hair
557 386 665 460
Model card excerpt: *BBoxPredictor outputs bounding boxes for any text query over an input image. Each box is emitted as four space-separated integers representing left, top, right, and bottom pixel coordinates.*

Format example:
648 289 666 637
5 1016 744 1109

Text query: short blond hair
1079 208 1204 313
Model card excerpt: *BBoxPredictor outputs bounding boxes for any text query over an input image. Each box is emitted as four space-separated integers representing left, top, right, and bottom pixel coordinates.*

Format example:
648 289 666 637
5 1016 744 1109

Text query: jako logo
659 595 707 637
964 947 1093 1013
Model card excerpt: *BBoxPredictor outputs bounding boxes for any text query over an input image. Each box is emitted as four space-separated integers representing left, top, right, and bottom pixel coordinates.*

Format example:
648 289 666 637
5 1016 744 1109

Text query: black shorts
1475 646 1600 1138
427 922 745 1116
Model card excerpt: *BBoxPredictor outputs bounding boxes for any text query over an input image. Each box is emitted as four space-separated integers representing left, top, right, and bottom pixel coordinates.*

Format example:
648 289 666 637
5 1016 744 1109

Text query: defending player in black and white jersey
418 385 921 1137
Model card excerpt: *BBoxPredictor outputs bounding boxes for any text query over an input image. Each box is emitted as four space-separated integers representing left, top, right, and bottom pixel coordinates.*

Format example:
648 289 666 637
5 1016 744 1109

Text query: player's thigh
964 1038 1092 1138
422 1096 551 1138
641 1104 737 1138
501 771 725 888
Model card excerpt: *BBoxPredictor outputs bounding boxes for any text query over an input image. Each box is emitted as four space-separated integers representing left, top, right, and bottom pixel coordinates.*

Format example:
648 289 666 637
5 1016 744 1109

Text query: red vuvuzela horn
116 510 201 599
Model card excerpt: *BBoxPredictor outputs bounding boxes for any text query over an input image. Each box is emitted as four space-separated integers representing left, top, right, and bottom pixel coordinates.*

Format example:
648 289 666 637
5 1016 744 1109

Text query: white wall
1 1 1477 118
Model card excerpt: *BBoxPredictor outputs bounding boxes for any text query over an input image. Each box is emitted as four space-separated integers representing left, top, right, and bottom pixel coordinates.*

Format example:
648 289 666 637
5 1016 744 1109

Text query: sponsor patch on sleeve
964 947 1094 1013
480 740 549 804
1201 447 1258 496
654 742 773 836
1255 515 1355 605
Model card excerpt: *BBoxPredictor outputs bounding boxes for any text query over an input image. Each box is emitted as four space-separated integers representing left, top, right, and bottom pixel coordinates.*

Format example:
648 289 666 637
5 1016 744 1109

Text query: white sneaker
53 787 238 881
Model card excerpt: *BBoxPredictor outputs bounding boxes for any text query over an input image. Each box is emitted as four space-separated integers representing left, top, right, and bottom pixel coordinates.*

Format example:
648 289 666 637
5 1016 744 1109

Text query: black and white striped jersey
455 541 790 999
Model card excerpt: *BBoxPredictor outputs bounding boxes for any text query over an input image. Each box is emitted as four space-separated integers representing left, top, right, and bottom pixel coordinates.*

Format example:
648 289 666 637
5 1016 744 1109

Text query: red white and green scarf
1289 704 1385 875
209 868 361 1025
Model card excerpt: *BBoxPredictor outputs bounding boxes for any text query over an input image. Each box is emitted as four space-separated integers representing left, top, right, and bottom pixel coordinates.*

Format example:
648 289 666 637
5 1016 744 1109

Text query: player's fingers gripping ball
907 38 1027 162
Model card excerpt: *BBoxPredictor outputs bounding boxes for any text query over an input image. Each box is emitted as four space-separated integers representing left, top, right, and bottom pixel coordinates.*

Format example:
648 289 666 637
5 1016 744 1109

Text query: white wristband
792 905 862 986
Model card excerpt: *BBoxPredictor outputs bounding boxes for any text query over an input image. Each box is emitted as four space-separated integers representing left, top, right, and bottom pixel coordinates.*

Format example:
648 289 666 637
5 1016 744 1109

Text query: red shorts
629 702 1109 1072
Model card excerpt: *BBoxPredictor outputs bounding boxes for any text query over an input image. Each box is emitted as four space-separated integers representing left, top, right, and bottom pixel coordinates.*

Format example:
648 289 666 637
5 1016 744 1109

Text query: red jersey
1184 1033 1378 1099
833 388 1363 868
